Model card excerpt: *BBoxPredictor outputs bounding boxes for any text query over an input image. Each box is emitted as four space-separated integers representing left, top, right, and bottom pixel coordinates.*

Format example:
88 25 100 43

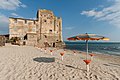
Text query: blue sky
0 0 120 41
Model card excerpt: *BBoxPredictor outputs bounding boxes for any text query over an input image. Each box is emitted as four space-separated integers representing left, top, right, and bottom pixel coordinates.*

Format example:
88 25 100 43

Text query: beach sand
0 44 120 80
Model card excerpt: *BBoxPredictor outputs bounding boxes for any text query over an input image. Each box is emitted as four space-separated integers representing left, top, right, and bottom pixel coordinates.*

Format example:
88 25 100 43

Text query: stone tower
9 9 64 47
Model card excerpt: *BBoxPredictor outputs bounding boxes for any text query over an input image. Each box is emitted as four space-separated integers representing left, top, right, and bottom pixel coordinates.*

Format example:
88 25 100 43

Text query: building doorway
53 43 55 47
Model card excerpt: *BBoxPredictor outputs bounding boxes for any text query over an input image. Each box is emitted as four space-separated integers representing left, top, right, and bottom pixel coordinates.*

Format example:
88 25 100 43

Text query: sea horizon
64 41 120 56
64 41 120 43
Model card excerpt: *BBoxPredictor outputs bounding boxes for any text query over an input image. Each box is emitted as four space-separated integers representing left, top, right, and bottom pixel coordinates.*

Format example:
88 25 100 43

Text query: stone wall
9 18 36 39
26 33 37 46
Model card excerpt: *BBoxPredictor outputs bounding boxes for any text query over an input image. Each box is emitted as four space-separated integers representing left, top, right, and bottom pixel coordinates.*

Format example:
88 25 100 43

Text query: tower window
44 20 47 22
34 21 36 24
49 29 52 32
25 20 27 24
44 35 47 38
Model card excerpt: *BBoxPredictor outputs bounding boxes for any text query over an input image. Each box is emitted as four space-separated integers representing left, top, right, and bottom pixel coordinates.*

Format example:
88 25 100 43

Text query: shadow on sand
65 64 86 71
33 57 55 63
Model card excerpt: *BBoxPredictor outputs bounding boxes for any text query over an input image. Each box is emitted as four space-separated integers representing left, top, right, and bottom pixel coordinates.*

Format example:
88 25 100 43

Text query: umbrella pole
86 40 90 72
86 40 88 60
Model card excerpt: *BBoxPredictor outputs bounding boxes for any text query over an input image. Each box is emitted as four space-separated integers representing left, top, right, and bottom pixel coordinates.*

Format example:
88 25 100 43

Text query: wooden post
86 64 90 72
86 40 88 60
89 54 95 61
73 51 76 55
62 56 63 61
60 52 64 61
50 50 53 55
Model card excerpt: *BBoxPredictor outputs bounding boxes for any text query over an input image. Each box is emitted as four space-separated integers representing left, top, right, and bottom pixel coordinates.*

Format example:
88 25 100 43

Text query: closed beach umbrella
67 33 109 72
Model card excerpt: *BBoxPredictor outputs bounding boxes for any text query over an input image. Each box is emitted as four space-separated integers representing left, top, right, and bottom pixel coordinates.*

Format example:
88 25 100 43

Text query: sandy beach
0 44 120 80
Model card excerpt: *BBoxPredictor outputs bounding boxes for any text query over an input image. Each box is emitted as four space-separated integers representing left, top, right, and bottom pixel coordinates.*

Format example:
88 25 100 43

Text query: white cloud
11 13 19 16
10 13 23 18
21 4 27 8
0 0 27 10
81 10 105 18
81 0 120 28
10 13 36 20
64 27 74 30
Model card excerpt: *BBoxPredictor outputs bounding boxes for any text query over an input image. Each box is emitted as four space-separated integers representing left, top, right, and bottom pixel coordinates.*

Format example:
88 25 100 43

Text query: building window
25 20 27 24
59 23 61 26
34 21 36 24
44 35 47 38
49 29 52 32
44 20 47 22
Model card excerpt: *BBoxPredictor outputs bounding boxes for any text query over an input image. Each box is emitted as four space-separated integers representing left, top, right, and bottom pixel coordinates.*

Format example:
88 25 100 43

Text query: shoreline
64 47 120 57
65 48 120 63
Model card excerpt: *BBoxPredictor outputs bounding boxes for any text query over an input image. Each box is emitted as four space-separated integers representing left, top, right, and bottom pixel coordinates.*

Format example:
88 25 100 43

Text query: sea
64 41 120 56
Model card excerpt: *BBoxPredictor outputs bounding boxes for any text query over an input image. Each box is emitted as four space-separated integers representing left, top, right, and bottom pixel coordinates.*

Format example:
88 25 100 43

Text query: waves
64 41 120 56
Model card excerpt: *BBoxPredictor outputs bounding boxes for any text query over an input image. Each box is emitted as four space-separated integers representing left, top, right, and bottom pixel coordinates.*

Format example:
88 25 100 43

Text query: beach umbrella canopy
67 33 109 41
67 33 109 59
